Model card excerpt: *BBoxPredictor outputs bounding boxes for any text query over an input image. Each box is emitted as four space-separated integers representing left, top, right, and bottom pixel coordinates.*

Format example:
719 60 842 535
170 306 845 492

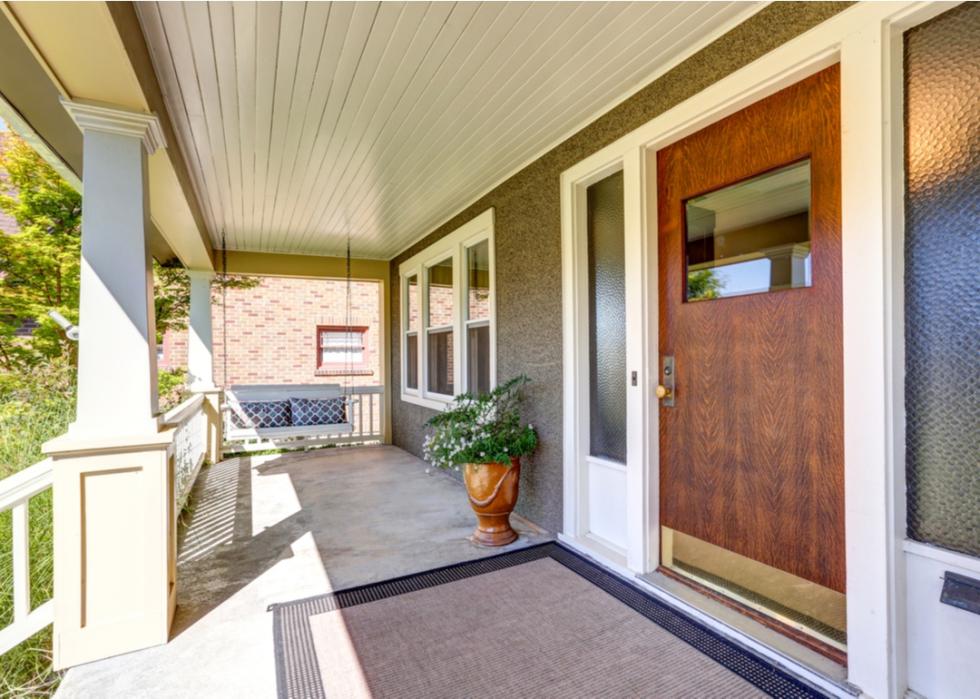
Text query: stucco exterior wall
389 3 853 533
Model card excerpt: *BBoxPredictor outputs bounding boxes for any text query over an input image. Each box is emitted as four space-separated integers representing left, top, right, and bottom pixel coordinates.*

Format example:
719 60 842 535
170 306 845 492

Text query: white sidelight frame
399 209 496 409
560 3 960 697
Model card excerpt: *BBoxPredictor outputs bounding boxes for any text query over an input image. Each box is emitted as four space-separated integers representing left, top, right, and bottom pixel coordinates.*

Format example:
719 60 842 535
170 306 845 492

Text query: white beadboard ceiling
136 1 759 260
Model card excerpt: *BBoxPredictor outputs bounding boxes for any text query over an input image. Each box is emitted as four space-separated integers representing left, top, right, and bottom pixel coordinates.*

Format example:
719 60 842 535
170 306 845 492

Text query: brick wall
160 275 382 388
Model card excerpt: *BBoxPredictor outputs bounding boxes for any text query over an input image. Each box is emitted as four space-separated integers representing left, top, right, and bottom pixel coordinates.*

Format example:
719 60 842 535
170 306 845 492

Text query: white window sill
400 392 453 411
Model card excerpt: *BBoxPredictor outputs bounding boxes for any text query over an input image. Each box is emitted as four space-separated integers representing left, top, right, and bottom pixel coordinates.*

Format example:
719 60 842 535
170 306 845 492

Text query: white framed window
400 209 496 409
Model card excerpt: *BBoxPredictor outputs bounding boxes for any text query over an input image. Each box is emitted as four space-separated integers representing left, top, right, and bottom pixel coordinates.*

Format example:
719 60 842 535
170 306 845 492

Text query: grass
0 363 191 696
0 362 74 698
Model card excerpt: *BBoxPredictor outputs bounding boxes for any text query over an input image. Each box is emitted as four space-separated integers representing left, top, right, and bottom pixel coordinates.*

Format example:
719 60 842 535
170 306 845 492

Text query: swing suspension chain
221 231 228 391
345 233 353 401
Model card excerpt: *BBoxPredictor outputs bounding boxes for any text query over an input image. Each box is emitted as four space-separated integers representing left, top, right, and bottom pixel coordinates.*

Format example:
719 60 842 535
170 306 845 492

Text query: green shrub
423 375 538 470
0 360 74 697
158 368 188 412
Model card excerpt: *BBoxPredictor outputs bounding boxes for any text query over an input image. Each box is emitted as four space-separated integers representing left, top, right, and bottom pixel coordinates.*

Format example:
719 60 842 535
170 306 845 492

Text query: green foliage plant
423 375 537 471
0 135 81 370
0 132 259 370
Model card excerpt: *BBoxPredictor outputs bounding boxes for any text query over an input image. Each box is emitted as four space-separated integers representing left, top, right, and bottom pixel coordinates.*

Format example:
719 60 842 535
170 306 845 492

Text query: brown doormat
270 543 828 699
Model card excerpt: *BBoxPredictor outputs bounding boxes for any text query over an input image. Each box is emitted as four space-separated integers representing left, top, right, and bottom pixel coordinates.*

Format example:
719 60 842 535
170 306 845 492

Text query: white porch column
187 269 223 463
44 100 176 670
62 99 166 437
187 270 215 390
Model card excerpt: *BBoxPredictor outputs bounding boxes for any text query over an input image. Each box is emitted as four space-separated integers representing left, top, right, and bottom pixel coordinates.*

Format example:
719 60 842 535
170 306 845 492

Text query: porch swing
220 234 359 451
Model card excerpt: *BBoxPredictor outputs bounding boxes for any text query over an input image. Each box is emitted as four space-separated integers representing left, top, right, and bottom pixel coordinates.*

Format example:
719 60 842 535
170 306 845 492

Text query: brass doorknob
655 385 672 399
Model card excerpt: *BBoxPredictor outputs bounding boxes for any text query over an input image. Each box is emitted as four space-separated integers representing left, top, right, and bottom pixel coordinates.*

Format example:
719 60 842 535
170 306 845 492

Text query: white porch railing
0 457 54 655
349 386 385 443
162 393 209 510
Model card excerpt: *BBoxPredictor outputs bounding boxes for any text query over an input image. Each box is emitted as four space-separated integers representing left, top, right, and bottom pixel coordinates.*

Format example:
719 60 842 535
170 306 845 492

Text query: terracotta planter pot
463 457 521 546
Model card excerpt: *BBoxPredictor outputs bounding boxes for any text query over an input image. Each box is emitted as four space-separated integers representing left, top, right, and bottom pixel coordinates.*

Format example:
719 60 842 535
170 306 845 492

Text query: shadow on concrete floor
56 445 550 698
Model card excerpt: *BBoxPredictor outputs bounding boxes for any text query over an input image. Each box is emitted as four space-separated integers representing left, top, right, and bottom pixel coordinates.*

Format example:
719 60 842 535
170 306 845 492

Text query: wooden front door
656 67 844 606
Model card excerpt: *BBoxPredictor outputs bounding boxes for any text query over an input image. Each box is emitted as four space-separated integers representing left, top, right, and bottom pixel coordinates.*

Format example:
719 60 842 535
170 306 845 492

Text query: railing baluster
369 394 375 437
12 499 30 621
0 459 54 655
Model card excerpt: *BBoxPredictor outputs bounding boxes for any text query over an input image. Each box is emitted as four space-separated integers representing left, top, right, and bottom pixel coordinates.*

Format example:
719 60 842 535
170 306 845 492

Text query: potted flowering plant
423 375 538 546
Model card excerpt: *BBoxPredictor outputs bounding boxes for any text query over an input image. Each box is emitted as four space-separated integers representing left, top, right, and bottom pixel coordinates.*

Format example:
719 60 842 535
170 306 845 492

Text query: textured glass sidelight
685 161 812 301
904 4 980 557
587 171 627 464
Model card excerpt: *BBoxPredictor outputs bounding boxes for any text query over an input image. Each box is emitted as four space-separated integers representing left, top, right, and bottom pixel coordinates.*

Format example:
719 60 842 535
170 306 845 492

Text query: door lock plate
660 355 675 407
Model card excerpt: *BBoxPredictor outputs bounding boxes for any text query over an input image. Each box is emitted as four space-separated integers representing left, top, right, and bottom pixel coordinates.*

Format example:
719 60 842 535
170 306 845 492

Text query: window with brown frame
316 325 370 375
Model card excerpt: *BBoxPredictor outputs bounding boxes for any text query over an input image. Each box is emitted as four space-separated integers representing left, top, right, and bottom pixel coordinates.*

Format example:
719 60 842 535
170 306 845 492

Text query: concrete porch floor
55 446 550 698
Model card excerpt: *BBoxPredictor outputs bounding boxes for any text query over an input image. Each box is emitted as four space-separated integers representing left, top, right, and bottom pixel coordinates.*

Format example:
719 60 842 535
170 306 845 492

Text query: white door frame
560 3 959 697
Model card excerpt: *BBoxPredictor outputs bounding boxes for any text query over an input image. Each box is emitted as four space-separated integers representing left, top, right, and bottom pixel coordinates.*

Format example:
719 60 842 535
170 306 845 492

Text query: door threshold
637 570 857 697
557 535 858 698
656 565 846 663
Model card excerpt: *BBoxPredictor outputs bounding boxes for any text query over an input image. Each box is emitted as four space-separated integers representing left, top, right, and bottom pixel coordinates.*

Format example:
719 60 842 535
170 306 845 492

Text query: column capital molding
60 98 166 154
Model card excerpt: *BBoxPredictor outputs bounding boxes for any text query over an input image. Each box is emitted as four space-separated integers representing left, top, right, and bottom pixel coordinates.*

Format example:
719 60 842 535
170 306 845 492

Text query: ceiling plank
138 1 762 259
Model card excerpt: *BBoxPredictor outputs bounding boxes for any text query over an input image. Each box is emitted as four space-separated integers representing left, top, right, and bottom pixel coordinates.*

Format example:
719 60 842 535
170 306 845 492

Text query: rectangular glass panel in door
686 160 812 301
587 171 626 463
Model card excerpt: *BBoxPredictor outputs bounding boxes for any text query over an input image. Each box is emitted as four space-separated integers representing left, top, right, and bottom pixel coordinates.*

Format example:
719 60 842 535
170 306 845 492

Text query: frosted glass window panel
686 160 812 301
427 328 454 395
904 6 980 556
587 171 627 464
467 241 491 321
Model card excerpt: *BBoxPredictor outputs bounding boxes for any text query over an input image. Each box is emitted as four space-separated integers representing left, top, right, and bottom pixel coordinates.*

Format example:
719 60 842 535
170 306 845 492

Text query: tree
687 268 724 301
0 132 256 370
0 134 81 369
153 259 259 342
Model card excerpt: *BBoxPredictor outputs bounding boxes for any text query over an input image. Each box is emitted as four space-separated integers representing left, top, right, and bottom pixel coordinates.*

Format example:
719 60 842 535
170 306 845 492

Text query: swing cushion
289 397 347 427
231 400 292 429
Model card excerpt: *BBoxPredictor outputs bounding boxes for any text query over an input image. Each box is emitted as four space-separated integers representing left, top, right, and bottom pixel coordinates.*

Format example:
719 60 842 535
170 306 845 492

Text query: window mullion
453 246 464 396
489 233 496 388
420 265 430 399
